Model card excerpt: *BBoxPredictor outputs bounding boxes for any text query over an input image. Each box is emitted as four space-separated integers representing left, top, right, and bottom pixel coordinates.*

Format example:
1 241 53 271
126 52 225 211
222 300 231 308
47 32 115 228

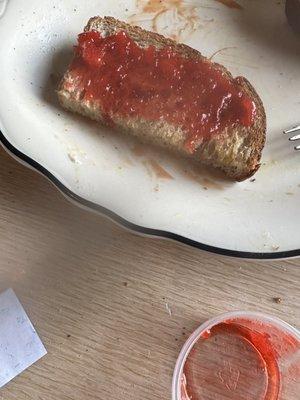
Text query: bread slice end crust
58 16 266 181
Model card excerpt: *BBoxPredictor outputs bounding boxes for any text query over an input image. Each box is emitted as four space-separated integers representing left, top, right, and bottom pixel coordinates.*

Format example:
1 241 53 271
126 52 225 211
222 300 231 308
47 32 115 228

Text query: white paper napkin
0 288 47 387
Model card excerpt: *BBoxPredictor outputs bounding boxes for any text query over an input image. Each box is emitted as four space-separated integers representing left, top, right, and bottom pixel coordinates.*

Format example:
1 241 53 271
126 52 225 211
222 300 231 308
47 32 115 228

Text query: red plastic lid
173 312 300 400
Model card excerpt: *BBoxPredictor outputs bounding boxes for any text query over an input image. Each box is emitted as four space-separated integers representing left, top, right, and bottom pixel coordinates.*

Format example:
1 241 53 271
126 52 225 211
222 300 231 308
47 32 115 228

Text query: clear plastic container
173 311 300 400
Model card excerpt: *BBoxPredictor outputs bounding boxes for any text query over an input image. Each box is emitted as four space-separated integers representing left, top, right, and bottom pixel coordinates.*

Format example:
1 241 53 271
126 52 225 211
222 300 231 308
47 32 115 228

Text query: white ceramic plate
1 0 300 259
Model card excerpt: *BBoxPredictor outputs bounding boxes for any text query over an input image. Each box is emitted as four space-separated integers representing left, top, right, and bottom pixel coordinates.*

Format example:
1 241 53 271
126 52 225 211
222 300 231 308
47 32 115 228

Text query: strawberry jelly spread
181 318 300 400
70 30 256 152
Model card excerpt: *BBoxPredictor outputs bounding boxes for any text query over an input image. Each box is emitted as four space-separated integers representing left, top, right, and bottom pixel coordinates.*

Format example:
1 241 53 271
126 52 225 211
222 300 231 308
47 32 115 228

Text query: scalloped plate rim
1 129 300 260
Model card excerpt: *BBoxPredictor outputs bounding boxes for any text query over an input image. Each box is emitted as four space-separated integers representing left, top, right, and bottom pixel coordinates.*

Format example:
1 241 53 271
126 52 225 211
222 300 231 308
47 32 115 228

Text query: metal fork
284 125 300 150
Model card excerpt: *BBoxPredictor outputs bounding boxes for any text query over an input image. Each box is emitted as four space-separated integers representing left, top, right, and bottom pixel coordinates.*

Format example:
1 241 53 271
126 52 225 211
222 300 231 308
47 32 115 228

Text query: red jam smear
69 30 256 152
181 319 300 400
207 322 280 400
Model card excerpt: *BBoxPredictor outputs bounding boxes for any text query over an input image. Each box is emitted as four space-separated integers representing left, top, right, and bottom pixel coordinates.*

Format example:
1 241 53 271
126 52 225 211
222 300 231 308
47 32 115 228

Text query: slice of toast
58 16 266 181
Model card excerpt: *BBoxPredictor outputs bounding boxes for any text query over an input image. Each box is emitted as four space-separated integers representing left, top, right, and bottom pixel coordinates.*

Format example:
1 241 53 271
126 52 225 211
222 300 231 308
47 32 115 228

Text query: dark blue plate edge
1 129 298 260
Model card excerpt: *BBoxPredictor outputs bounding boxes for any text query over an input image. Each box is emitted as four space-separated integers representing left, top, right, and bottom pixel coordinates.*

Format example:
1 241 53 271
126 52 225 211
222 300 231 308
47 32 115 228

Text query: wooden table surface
0 145 299 400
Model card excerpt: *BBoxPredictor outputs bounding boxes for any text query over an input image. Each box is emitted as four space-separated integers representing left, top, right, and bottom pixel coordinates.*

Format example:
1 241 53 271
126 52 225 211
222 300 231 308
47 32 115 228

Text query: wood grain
0 146 299 400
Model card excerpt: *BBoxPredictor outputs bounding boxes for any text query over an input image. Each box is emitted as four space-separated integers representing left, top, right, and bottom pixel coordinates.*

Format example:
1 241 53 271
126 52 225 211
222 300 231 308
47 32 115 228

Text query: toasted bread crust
58 16 266 181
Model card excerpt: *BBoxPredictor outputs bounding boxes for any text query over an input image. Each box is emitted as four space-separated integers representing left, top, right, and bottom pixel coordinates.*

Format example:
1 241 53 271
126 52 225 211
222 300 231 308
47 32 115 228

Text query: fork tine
283 125 300 134
289 133 300 141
